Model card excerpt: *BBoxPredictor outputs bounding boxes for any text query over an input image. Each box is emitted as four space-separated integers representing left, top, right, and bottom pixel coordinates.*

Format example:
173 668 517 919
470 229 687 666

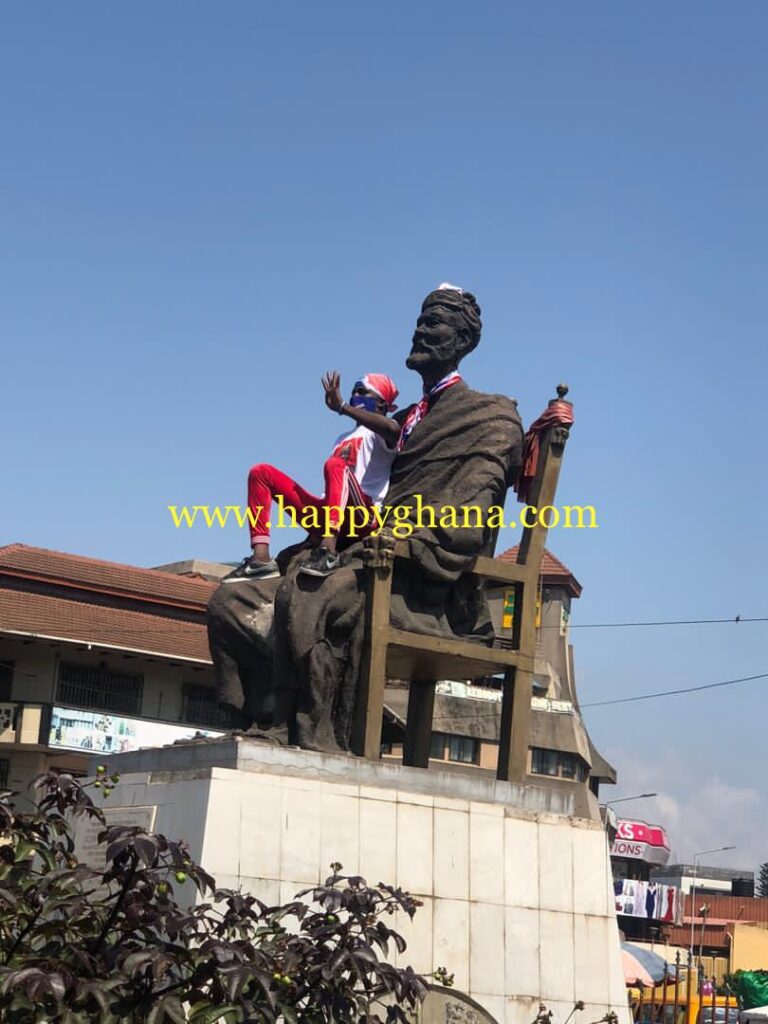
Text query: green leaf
278 1002 299 1024
189 1004 241 1024
159 995 188 1024
0 887 18 908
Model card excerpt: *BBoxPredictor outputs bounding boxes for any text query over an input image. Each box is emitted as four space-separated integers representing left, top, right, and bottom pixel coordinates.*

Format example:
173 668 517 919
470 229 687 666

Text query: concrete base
91 738 630 1024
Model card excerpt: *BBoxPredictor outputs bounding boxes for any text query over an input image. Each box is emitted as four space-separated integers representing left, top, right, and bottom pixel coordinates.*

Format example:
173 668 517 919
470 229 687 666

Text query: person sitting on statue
222 371 401 583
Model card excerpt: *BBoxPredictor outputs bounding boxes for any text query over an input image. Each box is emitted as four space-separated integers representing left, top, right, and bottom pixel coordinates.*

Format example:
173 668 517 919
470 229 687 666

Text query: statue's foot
242 723 290 746
294 727 348 755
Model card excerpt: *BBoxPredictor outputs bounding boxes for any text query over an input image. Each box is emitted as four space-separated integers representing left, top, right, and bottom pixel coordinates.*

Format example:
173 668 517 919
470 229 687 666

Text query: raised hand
322 370 344 412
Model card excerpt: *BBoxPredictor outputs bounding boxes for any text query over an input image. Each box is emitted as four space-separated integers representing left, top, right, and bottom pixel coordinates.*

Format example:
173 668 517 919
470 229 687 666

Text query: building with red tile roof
0 543 226 798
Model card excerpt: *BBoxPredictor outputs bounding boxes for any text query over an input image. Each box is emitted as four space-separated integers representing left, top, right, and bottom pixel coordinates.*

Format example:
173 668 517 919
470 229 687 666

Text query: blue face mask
350 394 380 412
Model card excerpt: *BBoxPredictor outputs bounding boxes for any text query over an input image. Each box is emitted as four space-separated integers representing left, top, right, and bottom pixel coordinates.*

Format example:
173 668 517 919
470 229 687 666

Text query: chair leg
351 559 394 758
497 666 516 781
497 665 533 782
403 679 436 769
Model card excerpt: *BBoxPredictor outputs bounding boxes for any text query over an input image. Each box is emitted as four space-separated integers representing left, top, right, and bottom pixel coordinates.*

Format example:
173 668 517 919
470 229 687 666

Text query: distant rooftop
152 558 234 582
652 863 754 881
498 545 582 598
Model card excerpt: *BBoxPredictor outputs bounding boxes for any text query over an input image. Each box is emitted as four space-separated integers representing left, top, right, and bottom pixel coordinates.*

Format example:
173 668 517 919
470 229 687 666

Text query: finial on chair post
548 382 572 450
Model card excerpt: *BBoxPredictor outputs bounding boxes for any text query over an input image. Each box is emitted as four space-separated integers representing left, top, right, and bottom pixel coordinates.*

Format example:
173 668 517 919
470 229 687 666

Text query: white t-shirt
329 425 396 504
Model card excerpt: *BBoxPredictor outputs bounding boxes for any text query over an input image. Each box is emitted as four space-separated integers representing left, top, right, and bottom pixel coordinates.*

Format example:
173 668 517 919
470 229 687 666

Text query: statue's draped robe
207 382 523 751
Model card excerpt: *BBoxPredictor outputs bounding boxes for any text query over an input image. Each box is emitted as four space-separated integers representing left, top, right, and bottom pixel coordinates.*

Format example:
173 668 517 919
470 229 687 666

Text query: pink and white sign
611 819 671 866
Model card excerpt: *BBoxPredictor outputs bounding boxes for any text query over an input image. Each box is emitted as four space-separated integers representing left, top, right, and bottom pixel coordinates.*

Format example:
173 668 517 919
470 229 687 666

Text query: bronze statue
206 285 523 751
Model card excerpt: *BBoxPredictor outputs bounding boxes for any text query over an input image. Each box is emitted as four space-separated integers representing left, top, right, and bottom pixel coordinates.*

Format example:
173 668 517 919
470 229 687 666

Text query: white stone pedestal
89 738 630 1024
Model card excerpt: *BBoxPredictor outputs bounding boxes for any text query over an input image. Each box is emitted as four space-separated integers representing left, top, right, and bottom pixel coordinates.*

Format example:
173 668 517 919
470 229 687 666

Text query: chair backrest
354 384 573 782
513 383 572 573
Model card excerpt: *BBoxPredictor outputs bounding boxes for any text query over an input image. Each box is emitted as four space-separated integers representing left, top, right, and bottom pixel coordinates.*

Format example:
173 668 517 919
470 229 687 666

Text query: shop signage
49 706 222 755
611 819 671 866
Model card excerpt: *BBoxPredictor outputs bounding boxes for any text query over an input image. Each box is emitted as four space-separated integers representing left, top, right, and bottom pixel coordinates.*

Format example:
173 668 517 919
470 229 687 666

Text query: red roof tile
0 589 211 663
0 544 215 662
498 545 582 597
0 544 215 609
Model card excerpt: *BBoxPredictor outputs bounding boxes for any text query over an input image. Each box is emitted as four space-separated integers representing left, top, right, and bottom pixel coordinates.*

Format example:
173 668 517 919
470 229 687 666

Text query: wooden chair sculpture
351 385 573 784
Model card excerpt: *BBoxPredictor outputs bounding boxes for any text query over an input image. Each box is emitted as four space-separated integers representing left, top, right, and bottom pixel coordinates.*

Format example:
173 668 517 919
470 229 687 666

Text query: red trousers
247 458 372 545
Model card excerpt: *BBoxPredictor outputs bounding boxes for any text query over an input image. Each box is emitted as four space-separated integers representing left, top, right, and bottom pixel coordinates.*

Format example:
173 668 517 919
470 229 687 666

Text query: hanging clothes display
614 878 681 920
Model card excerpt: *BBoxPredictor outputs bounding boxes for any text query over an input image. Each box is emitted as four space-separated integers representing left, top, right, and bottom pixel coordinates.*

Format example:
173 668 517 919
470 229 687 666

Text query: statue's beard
406 339 458 371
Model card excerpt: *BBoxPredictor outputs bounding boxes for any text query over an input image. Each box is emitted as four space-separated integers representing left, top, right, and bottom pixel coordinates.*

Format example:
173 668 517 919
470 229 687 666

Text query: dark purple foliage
0 770 428 1023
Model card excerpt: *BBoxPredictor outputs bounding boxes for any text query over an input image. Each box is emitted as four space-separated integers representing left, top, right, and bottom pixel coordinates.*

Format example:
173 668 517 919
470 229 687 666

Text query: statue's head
406 284 482 379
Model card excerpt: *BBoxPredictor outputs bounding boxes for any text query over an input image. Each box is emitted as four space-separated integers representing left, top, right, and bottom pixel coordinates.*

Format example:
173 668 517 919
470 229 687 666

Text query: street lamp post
699 904 710 962
689 846 736 970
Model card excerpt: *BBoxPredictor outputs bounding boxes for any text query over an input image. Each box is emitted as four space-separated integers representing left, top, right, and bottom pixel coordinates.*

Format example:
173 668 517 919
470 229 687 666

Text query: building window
531 747 587 781
471 675 503 691
0 662 13 702
56 661 143 717
531 748 559 776
180 684 238 729
447 736 480 765
429 733 480 764
430 732 447 760
0 758 8 789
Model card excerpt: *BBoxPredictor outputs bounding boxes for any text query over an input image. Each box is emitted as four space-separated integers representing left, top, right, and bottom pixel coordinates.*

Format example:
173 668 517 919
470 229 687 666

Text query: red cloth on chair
514 400 574 504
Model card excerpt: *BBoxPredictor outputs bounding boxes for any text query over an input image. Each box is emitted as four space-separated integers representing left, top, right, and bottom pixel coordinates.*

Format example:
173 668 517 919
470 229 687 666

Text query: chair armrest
388 541 529 585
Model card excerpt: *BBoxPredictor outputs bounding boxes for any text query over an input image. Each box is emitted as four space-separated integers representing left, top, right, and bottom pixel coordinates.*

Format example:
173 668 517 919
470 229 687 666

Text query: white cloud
602 746 767 874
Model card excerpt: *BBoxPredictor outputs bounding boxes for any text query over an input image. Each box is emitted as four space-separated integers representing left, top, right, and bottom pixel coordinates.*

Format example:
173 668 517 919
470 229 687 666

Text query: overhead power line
541 615 767 629
581 671 768 708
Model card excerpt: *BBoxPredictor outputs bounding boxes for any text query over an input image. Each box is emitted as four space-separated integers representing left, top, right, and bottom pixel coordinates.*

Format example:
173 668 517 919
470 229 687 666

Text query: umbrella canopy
622 948 655 987
621 942 677 984
741 1007 768 1021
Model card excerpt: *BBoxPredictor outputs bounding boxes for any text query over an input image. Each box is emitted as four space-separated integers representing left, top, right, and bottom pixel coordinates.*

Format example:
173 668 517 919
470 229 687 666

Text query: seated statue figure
206 284 523 751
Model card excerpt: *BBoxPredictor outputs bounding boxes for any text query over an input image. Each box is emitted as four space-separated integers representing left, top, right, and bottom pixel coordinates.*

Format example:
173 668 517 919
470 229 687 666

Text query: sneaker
298 548 341 577
221 557 280 583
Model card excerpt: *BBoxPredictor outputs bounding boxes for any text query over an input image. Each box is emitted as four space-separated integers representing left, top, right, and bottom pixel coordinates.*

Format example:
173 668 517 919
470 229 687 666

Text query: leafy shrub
0 769 427 1023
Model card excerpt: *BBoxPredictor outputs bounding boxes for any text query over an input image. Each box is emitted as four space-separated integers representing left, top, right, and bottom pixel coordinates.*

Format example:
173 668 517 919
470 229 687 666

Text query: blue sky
2 2 767 868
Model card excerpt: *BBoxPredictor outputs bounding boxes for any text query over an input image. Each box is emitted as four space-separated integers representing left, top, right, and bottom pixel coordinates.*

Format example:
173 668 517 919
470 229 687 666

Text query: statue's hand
322 370 344 412
362 529 396 570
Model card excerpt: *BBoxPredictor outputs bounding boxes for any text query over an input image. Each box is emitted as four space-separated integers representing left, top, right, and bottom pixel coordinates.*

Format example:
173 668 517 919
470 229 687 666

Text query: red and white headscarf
358 373 399 411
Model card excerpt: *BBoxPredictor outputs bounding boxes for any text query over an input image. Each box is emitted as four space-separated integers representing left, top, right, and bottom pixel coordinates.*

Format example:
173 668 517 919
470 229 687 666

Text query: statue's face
406 301 462 372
